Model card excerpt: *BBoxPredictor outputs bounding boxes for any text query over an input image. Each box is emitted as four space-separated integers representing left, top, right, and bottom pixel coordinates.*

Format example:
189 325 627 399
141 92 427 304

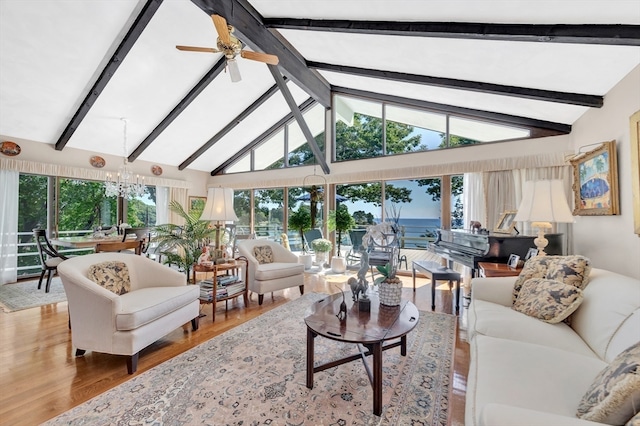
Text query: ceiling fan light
227 58 241 82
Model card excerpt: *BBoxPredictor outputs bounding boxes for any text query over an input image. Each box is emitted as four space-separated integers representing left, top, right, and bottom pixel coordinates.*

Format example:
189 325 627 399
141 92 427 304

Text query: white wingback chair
237 239 305 305
57 253 200 374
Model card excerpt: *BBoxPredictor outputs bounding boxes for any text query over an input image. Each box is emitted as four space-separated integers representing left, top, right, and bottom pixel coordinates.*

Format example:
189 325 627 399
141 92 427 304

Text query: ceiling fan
176 14 279 82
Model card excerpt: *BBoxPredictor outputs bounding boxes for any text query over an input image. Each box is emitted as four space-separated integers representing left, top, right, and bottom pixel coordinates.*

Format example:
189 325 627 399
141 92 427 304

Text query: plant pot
378 280 403 306
331 256 347 274
298 254 313 270
314 251 328 265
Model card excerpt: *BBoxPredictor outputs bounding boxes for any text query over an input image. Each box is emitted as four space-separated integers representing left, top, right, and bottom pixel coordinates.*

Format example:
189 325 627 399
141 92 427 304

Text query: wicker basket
378 281 403 306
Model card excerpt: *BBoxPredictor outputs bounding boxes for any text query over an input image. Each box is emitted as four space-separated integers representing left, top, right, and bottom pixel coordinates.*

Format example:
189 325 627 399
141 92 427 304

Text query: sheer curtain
463 173 485 229
155 186 169 225
169 187 188 226
483 170 517 231
0 169 19 284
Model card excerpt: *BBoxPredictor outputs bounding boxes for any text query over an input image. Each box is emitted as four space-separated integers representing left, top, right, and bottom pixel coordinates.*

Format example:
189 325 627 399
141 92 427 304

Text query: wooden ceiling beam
211 98 316 175
309 62 603 107
54 0 164 151
129 57 227 162
333 86 572 135
264 19 640 46
191 0 331 107
179 82 282 170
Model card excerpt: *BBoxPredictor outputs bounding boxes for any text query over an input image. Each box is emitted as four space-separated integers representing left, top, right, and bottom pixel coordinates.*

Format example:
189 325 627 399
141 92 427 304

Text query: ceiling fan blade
176 45 220 53
240 50 279 65
212 14 231 45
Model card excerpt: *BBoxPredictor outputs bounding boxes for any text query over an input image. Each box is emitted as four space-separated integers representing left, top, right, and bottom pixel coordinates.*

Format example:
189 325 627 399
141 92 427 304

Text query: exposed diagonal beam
55 0 163 151
309 62 603 108
268 65 329 174
190 0 331 107
129 57 227 162
179 83 282 170
333 86 571 135
211 98 316 175
264 19 640 46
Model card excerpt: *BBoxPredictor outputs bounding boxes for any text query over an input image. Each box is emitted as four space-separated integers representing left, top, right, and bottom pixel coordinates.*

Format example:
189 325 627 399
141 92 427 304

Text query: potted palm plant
154 200 217 280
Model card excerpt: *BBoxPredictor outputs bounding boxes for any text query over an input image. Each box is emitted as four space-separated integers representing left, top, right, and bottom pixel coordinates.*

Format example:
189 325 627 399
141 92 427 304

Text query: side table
193 257 249 322
478 262 522 278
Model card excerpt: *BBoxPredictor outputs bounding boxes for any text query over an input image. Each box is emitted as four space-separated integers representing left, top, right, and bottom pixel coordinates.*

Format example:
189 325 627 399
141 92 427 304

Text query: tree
352 210 374 225
328 204 356 255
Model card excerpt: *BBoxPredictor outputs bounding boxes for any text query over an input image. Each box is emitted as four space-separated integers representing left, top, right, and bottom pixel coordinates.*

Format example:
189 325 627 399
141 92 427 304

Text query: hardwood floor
0 273 469 425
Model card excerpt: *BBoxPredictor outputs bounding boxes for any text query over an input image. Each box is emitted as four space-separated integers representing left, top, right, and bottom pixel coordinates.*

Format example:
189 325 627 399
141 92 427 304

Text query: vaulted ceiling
1 0 639 176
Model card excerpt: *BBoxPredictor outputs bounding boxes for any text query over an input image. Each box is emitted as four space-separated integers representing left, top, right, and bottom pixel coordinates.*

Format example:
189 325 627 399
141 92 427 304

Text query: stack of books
199 275 244 301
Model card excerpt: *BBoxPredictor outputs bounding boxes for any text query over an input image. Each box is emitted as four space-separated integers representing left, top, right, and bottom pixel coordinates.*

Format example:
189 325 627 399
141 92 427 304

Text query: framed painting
189 196 207 212
631 111 640 235
493 210 517 234
570 140 619 216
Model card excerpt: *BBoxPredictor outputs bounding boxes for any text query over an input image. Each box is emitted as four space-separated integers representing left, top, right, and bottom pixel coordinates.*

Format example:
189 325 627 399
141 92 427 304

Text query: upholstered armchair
237 239 305 305
57 253 200 374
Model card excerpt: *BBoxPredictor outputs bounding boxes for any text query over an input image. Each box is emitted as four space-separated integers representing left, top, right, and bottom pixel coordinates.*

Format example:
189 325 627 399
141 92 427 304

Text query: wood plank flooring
0 273 469 425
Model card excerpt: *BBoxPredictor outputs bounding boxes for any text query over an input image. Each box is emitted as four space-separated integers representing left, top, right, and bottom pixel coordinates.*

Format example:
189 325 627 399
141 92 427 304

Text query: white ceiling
1 0 639 173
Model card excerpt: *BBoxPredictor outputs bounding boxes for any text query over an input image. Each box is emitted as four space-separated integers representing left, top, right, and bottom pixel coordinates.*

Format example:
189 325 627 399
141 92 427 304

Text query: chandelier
104 118 146 198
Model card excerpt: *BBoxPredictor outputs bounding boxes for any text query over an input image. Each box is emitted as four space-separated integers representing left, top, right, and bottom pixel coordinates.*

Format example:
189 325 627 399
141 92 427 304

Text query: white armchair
57 253 200 374
237 239 305 305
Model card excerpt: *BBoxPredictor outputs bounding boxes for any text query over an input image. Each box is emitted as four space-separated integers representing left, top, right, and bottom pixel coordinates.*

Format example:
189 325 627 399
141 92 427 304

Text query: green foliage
288 205 312 253
415 175 464 202
374 262 396 284
328 204 356 255
339 182 411 206
352 210 375 225
153 200 216 278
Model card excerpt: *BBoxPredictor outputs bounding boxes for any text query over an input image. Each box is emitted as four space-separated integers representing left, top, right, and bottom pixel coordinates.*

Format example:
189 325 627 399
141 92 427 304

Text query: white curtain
0 169 19 284
463 173 486 229
169 188 188 226
513 166 573 254
484 170 517 231
155 186 169 225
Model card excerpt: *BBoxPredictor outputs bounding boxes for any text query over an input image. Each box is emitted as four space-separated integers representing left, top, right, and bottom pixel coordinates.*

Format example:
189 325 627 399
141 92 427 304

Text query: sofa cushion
627 411 640 426
87 261 131 295
576 342 640 425
512 255 591 305
253 245 274 264
512 278 584 324
115 285 199 331
254 262 305 281
468 299 597 357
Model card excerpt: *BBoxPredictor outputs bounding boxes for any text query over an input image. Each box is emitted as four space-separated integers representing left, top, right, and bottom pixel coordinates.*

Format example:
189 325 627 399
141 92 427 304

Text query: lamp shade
513 180 574 224
200 187 238 222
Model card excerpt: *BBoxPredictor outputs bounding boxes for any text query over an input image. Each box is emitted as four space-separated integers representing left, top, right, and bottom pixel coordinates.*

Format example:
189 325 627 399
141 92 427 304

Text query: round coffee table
305 291 419 416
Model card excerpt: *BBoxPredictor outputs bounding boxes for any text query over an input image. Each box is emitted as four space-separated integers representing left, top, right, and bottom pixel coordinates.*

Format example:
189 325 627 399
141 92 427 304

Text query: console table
478 262 522 277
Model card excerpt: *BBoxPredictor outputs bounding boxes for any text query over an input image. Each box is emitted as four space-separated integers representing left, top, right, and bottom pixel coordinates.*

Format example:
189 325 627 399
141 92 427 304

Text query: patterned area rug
46 293 457 425
0 277 66 312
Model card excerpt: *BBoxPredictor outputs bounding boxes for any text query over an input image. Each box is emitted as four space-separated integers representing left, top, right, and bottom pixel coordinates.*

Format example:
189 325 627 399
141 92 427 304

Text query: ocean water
373 217 442 248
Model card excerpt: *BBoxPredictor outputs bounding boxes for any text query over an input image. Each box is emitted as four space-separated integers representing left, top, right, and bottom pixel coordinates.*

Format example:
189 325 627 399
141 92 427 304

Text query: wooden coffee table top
304 292 419 345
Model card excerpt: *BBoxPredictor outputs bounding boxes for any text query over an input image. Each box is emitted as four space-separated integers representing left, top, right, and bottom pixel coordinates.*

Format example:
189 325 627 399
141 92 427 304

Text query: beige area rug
46 293 457 426
0 277 66 312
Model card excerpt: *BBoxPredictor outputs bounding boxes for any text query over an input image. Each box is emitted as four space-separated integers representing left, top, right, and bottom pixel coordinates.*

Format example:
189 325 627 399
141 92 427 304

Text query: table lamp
200 187 238 261
513 180 574 256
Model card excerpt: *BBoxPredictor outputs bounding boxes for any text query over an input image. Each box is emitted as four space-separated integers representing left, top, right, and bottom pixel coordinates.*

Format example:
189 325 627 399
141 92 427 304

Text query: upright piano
430 229 562 276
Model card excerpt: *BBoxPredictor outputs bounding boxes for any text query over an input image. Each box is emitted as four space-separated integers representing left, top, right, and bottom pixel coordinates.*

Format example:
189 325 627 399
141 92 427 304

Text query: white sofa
237 239 305 305
466 267 640 426
58 253 200 374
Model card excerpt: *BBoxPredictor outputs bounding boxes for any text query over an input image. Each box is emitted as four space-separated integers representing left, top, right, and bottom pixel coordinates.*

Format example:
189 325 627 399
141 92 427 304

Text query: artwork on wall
570 140 619 216
0 141 21 156
630 111 640 235
189 196 206 212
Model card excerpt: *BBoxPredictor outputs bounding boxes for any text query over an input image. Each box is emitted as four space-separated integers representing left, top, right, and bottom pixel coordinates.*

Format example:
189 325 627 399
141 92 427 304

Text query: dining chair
96 240 143 255
121 227 151 254
33 229 69 292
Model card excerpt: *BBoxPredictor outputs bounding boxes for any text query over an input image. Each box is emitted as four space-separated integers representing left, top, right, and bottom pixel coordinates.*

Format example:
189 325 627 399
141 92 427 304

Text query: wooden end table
305 292 419 416
192 257 249 322
478 262 523 277
411 260 461 313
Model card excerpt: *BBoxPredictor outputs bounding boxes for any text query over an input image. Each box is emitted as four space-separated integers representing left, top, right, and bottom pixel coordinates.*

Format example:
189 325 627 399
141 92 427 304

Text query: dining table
50 234 125 249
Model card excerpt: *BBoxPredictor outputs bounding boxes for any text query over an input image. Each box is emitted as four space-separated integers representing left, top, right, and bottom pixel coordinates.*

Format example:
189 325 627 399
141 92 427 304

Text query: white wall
570 65 640 279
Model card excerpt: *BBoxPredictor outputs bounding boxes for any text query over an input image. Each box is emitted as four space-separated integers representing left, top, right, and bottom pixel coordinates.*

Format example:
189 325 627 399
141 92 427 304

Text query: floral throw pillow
577 342 640 425
626 411 640 426
253 245 274 264
512 256 555 304
512 278 584 324
545 255 592 289
87 261 131 295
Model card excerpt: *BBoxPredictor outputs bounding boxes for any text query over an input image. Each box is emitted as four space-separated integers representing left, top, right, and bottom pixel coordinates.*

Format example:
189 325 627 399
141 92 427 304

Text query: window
385 105 442 154
253 188 284 241
335 96 383 161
